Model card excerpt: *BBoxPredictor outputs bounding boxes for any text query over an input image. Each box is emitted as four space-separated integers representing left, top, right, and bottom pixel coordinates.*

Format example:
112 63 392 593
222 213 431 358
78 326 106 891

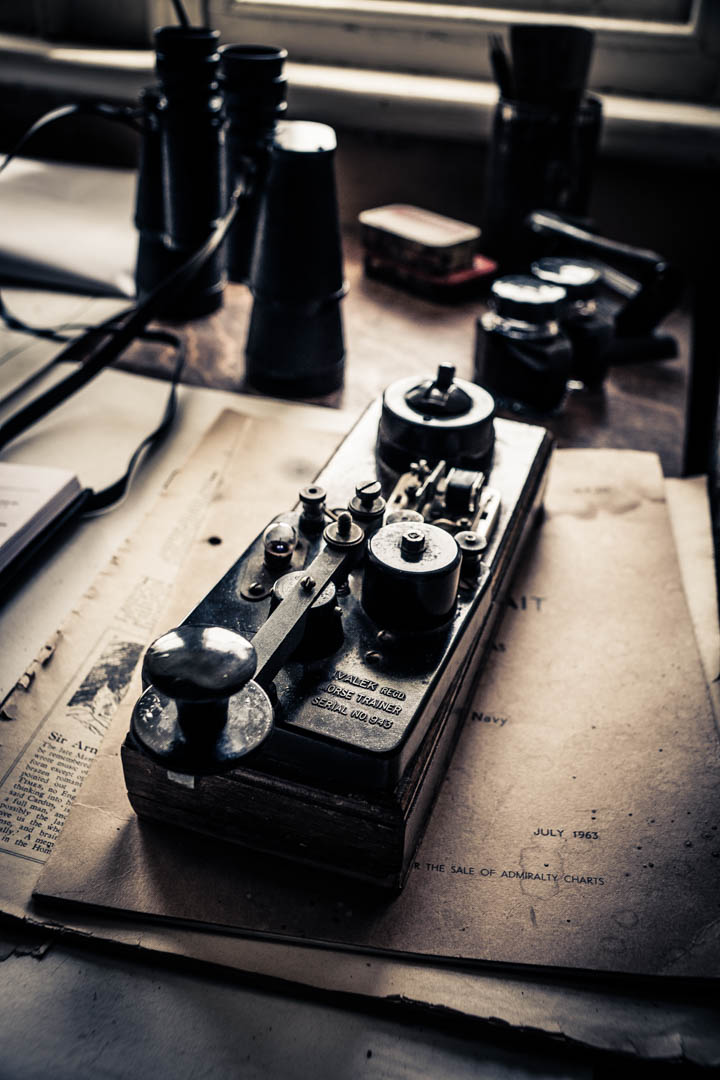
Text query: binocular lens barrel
152 25 227 317
219 44 288 284
134 86 180 301
245 120 346 397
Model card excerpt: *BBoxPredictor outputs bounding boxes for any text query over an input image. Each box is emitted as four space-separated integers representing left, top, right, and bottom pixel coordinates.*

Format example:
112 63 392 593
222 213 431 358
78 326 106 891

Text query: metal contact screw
456 530 486 554
299 484 327 533
300 575 316 592
401 529 426 557
299 484 326 512
355 480 382 508
323 509 364 551
337 511 352 536
456 529 487 576
300 484 325 503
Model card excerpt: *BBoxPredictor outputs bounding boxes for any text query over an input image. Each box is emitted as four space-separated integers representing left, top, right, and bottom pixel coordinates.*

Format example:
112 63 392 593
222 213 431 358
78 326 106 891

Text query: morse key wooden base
122 368 552 889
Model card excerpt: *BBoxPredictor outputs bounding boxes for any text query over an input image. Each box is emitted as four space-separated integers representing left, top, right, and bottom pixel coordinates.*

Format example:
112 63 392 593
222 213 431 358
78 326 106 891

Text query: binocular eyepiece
136 26 227 319
220 43 288 286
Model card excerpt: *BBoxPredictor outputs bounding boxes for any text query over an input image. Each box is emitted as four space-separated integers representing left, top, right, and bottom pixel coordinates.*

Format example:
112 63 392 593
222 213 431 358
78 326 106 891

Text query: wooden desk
119 231 690 478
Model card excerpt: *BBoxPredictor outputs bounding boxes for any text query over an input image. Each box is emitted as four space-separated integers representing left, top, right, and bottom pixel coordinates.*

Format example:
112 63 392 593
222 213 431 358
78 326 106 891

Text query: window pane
422 1 692 19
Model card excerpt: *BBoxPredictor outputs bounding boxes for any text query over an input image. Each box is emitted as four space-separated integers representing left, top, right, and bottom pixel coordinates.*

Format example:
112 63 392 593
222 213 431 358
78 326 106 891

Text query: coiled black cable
0 100 243 513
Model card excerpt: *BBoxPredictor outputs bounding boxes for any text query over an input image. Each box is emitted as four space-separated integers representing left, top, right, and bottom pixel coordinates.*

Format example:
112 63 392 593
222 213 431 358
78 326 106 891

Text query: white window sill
288 62 720 166
1 32 718 167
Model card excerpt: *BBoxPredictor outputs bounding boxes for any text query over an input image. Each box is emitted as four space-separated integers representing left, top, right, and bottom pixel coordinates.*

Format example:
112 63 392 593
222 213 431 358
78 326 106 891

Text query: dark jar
531 256 615 387
474 274 573 415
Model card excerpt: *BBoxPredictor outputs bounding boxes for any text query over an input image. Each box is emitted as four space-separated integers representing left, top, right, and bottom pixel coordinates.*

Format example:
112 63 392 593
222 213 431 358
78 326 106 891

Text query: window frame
0 0 717 166
208 0 719 103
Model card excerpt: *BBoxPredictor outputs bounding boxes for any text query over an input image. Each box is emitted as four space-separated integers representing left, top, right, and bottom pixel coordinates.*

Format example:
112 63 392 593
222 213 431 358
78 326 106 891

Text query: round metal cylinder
362 522 461 632
376 372 495 480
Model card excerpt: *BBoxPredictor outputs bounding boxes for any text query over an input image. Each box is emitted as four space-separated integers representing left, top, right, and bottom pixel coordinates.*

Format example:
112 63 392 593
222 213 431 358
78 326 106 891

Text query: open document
0 157 136 297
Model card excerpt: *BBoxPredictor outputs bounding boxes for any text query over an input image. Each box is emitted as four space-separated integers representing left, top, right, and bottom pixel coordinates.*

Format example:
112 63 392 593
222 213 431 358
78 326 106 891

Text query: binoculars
134 27 345 396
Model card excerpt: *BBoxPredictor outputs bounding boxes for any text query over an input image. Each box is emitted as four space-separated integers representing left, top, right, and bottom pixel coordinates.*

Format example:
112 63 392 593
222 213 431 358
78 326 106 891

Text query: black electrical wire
0 95 244 513
0 292 81 344
84 329 186 514
0 98 142 346
0 102 143 180
0 189 241 501
0 293 184 352
0 0 225 568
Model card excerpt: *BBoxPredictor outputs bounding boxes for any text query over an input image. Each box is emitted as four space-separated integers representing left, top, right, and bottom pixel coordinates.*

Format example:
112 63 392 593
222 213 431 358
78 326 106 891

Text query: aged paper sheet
36 450 720 981
666 475 720 725
0 406 344 915
3 408 719 1062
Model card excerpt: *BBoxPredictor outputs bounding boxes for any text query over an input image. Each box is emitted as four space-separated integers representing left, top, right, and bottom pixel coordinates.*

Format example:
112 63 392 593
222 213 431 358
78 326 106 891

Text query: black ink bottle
474 274 572 415
531 257 615 388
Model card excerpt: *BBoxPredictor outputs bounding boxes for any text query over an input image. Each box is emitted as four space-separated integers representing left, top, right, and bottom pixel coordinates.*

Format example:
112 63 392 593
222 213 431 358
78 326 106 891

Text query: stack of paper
1 405 718 1062
0 462 82 574
33 447 720 981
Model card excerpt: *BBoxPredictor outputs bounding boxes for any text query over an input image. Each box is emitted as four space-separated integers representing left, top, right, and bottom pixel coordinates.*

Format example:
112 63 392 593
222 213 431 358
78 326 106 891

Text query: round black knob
133 625 273 775
144 625 257 703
